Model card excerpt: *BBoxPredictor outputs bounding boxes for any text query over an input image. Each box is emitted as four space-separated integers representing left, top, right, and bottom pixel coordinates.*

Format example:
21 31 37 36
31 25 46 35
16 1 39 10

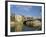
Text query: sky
10 5 42 17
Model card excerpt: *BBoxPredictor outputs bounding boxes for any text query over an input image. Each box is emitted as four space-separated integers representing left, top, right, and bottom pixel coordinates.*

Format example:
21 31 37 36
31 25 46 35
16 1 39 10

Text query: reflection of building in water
10 15 42 32
23 16 42 30
15 15 24 32
11 15 24 32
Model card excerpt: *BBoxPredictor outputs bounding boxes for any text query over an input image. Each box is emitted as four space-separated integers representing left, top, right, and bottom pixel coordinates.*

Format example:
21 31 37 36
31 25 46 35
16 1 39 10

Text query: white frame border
7 2 44 35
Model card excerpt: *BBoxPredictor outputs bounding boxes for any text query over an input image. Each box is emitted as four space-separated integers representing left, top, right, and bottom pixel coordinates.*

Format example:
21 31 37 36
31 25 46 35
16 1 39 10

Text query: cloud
15 5 32 16
16 5 32 12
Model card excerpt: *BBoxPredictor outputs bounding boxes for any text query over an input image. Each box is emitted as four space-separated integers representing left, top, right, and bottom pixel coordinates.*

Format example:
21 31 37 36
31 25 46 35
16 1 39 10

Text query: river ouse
10 15 42 32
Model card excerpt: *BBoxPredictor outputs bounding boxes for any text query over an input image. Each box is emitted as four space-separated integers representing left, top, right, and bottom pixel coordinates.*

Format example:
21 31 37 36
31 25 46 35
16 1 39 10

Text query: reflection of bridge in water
10 12 42 32
10 15 42 32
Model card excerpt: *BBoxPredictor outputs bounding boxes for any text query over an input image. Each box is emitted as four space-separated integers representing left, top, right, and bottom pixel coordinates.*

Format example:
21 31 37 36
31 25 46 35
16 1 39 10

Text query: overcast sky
10 5 42 17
